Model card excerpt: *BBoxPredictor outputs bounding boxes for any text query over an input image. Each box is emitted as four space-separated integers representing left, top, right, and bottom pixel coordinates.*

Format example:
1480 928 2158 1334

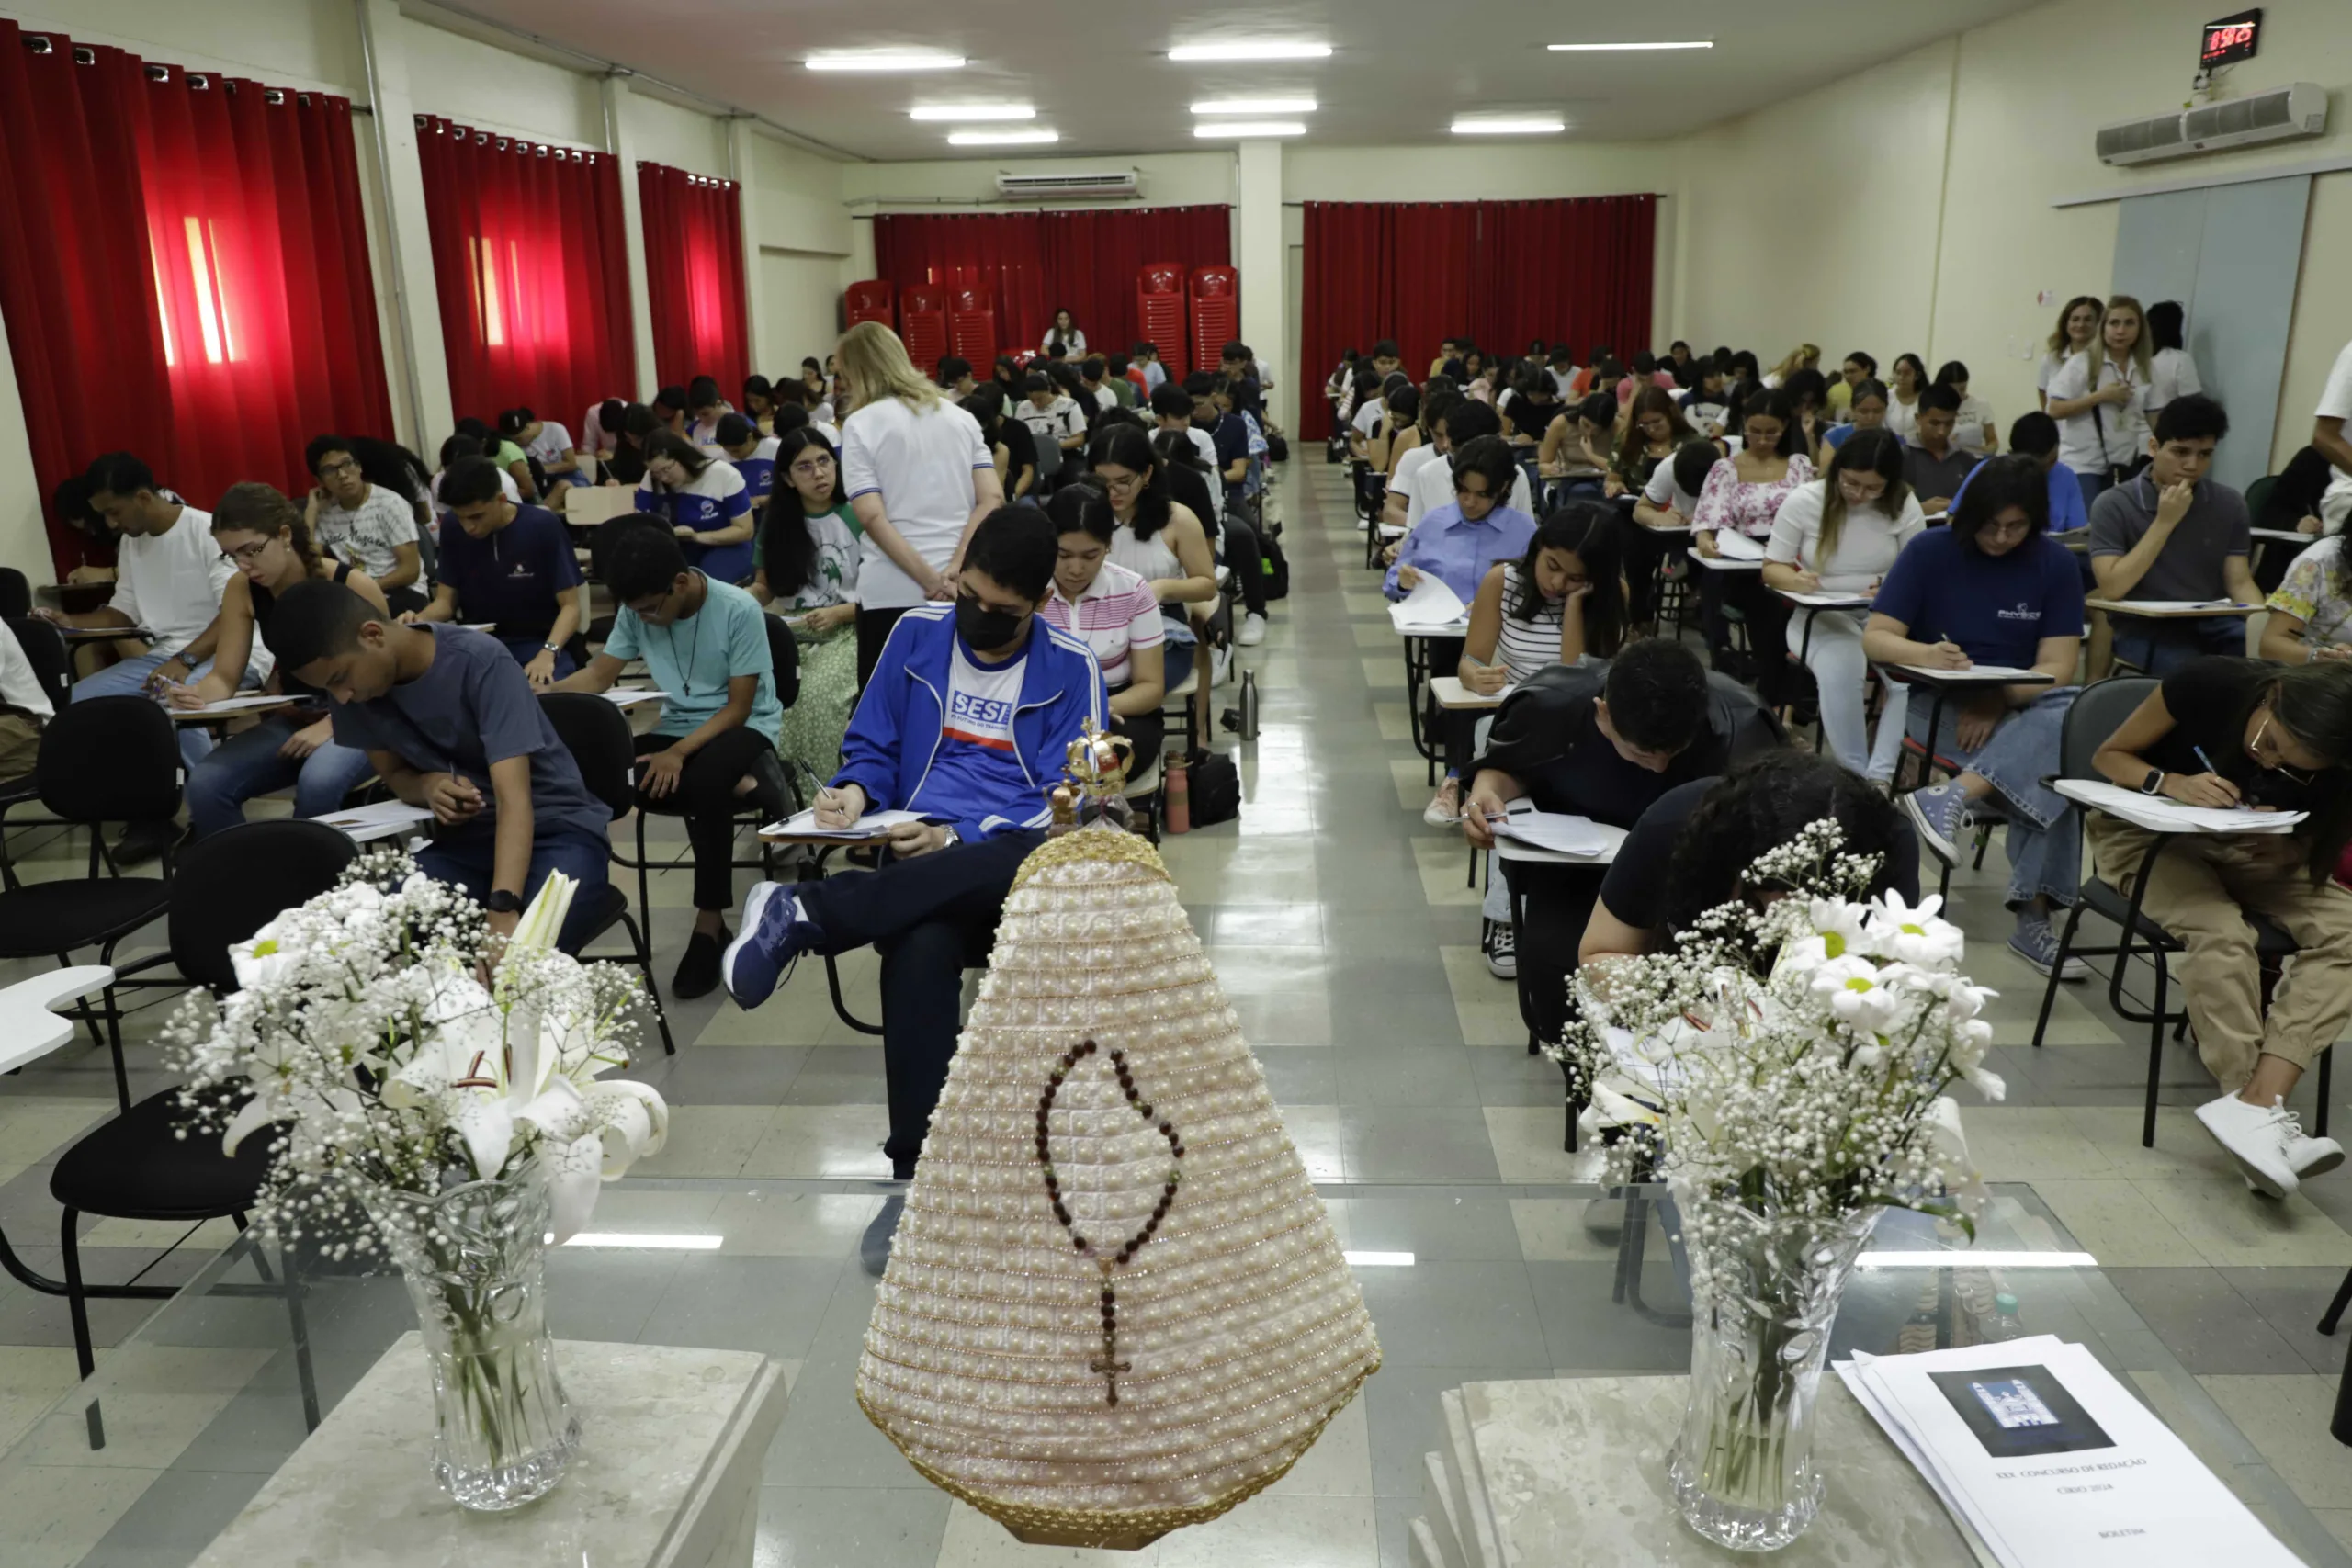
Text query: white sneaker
2195 1092 2305 1199
1238 613 1267 648
1423 777 1464 828
2287 1126 2346 1180
1211 645 1233 685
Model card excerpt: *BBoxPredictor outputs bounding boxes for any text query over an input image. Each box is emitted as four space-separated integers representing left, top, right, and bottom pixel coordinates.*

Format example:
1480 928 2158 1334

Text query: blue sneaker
1903 782 1971 863
721 881 817 1009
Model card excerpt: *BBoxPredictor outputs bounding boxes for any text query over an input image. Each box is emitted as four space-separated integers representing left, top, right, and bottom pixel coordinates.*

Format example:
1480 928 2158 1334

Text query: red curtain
1295 197 1656 441
0 20 391 572
637 161 747 396
418 118 634 429
873 206 1229 365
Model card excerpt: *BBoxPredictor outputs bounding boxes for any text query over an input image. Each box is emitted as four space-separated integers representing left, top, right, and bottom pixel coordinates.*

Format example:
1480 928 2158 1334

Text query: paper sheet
1709 529 1766 561
761 807 941 841
603 689 671 709
2092 598 2243 614
1778 590 1872 607
314 800 436 843
2053 778 2303 835
1491 807 1611 857
1388 573 1468 630
179 694 294 715
1893 664 2051 682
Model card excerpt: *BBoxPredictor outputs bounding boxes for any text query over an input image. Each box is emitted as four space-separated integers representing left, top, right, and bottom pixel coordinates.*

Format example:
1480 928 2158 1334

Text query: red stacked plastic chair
1136 264 1189 380
948 287 997 367
843 279 894 330
1188 265 1238 379
900 286 950 373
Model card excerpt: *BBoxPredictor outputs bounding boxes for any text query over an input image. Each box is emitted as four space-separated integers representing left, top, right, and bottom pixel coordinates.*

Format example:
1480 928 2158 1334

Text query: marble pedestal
1408 1374 1989 1568
193 1336 788 1568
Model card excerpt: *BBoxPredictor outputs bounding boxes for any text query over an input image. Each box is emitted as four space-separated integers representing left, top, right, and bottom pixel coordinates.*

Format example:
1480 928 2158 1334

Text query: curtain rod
408 0 858 164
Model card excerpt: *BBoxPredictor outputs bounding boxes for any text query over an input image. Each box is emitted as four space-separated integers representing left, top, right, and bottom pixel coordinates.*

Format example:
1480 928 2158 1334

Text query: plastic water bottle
1988 1291 2024 1341
1164 756 1190 834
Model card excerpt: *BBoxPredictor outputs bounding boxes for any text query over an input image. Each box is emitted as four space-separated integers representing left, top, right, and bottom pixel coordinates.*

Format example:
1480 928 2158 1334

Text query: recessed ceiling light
947 129 1061 146
1168 42 1331 62
910 105 1034 121
1192 97 1317 116
1451 117 1566 135
1193 120 1306 139
804 51 966 72
1547 40 1713 51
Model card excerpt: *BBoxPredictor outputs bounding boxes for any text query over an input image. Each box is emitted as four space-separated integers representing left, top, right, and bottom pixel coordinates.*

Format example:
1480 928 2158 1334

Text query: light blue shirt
1950 458 2088 534
602 577 784 742
1383 503 1539 604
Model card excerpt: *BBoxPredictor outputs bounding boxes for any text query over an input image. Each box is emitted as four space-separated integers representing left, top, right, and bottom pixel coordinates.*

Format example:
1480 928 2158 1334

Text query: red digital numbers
2201 10 2262 66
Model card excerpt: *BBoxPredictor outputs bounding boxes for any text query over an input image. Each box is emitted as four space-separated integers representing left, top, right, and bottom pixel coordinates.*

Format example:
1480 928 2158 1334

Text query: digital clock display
2201 8 2262 66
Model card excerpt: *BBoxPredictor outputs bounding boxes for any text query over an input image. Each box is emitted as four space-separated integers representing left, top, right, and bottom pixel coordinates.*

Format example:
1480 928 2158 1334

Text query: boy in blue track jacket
722 506 1107 1179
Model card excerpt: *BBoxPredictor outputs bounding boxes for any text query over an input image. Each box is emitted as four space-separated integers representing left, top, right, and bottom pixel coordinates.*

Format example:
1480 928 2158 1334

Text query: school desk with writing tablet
1394 618 1471 778
2083 598 2260 618
1429 676 1510 711
1685 548 1762 572
1878 665 2058 788
57 626 157 643
1485 805 1626 1061
171 695 299 723
1776 589 1873 663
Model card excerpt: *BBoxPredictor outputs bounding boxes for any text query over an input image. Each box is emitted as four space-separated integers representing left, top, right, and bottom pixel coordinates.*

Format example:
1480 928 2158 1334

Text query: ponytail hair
212 481 322 575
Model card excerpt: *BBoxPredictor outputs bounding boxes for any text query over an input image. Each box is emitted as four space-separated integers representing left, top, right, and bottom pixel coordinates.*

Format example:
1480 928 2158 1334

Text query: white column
1235 140 1287 432
727 118 769 376
355 0 452 444
604 75 662 400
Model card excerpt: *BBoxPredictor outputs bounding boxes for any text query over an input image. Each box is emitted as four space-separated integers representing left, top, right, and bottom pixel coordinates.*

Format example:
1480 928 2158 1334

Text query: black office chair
537 693 677 1055
0 697 183 1111
0 617 73 876
616 615 802 973
0 819 350 1447
2027 676 2327 1147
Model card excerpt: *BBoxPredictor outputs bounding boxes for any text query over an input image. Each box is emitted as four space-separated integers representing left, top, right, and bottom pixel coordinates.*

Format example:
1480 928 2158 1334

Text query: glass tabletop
0 1179 2341 1568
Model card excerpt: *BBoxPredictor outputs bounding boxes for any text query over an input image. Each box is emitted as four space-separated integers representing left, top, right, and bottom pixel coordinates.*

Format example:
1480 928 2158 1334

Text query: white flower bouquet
164 848 668 1254
1562 818 2001 1230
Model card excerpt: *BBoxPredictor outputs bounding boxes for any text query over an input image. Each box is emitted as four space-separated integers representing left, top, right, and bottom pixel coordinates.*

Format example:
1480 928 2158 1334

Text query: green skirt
775 620 859 802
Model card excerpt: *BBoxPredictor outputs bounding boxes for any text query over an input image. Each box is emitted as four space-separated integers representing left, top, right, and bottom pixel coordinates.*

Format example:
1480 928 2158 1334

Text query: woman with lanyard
175 482 389 839
636 430 755 584
751 425 864 800
2087 657 2352 1196
835 321 1004 683
1041 307 1087 363
2046 294 2153 512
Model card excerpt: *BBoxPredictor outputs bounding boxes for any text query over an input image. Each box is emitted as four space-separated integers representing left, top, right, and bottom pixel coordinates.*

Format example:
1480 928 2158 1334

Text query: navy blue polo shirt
433 503 582 639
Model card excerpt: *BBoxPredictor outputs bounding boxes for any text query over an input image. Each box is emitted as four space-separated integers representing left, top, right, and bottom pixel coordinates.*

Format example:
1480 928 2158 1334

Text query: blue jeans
418 825 611 953
186 714 377 839
2074 470 2109 513
1907 685 2081 911
73 649 254 768
682 538 754 585
495 636 577 680
2109 615 2248 676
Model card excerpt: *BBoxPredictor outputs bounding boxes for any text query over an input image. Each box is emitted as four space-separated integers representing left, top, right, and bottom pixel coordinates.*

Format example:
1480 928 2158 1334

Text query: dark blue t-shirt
328 625 608 845
431 504 582 638
1871 528 2085 670
1201 412 1250 482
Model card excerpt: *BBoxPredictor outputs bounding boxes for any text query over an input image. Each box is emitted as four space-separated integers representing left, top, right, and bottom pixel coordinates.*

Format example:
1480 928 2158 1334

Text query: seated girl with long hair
751 424 864 798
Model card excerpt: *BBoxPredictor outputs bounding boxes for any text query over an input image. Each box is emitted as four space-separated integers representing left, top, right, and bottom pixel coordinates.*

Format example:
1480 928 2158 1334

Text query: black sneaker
113 819 182 868
671 927 727 1000
1484 920 1518 979
861 1195 905 1278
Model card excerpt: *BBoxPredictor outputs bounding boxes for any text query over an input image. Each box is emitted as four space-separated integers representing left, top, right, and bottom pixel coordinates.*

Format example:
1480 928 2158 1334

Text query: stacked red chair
900 286 950 372
1188 265 1238 379
844 279 894 330
1136 264 1189 380
948 286 997 367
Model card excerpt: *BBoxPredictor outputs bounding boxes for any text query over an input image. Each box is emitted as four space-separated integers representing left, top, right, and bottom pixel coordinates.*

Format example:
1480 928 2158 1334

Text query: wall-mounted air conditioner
994 170 1140 199
2096 82 2327 166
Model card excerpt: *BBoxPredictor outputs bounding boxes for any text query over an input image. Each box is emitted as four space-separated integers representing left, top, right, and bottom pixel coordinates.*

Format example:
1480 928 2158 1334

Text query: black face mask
956 592 1026 651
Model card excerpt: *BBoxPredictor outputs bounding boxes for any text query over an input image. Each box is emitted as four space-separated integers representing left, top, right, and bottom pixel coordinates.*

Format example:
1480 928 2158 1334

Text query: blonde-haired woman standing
2046 294 2153 513
836 321 1006 682
1760 343 1821 389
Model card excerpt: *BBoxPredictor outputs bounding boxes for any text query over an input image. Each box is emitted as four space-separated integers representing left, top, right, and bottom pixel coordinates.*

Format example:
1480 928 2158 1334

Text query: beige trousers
2086 816 2352 1090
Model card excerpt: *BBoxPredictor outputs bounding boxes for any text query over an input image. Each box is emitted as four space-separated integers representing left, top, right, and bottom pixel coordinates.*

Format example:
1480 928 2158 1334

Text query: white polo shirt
840 395 993 610
2047 351 2149 475
1402 454 1535 529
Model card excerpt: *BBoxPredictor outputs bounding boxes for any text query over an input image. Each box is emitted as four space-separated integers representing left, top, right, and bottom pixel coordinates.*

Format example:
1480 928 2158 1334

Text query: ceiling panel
428 0 2045 162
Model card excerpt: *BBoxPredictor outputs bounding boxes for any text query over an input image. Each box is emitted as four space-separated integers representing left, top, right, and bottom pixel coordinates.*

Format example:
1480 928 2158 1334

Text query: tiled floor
0 459 2346 1565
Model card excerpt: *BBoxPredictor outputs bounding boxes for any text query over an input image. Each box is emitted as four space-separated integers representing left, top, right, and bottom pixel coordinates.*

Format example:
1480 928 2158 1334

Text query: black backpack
1185 749 1241 828
1261 537 1290 601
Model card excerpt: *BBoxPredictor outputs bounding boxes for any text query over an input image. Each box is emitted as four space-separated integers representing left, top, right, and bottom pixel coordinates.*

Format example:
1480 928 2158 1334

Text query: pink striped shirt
1040 559 1164 689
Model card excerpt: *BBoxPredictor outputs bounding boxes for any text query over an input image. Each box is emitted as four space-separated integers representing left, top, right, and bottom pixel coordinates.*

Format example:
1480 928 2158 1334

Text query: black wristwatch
2141 768 2165 796
484 889 524 914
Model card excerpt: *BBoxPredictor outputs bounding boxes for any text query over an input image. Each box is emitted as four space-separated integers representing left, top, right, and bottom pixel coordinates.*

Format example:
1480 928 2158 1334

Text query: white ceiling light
805 51 966 72
1547 40 1713 52
948 129 1061 146
1192 97 1318 116
1169 42 1331 62
910 105 1034 121
1452 117 1566 135
1193 120 1306 139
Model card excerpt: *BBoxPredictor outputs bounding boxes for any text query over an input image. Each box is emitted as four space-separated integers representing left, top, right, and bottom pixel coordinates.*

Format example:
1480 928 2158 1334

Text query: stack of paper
603 689 671 709
1491 807 1616 858
1778 588 1873 607
1709 530 1767 561
761 807 941 842
314 800 437 844
1838 1337 2299 1566
1892 663 2051 682
1388 574 1468 631
177 694 294 716
2054 778 2303 835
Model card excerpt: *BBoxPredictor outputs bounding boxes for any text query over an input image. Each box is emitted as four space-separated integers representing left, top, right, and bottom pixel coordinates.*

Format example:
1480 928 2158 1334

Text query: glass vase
364 1160 582 1511
1667 1196 1881 1551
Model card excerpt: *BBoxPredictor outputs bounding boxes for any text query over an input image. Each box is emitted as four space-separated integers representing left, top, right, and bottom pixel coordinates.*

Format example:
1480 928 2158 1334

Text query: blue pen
2191 744 2220 776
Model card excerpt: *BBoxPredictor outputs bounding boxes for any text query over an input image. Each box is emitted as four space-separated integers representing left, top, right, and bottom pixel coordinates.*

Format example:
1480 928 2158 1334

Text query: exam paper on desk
1388 572 1469 630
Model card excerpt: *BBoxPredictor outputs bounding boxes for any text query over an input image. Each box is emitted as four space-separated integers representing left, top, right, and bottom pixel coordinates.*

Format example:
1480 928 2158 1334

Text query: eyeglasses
2251 716 2317 785
317 458 359 479
789 460 831 478
220 540 271 564
1101 471 1144 492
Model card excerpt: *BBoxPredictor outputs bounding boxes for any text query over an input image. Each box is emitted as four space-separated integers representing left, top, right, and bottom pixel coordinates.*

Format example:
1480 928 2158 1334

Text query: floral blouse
1691 453 1817 539
2267 536 2352 649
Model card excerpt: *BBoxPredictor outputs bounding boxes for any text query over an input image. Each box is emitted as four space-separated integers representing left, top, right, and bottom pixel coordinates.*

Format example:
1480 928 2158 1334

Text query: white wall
1675 0 2352 470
